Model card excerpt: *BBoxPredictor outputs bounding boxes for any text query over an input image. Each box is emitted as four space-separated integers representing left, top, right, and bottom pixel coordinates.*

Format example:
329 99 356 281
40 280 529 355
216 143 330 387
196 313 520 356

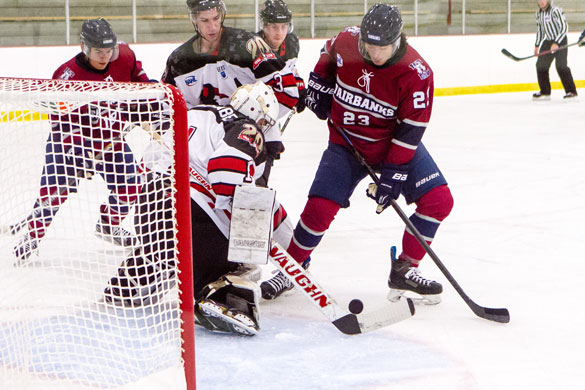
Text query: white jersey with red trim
143 104 268 236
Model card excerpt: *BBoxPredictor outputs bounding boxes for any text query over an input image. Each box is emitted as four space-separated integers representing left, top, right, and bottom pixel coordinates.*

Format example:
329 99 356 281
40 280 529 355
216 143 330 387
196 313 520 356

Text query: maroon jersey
52 42 149 82
314 26 433 166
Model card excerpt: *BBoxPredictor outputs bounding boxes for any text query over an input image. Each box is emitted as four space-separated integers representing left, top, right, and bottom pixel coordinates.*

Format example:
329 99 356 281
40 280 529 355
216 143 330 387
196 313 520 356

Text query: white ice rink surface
195 90 585 390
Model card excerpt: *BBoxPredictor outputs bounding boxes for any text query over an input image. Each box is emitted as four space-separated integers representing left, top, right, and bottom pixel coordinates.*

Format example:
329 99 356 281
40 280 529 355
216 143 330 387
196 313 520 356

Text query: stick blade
501 48 521 61
471 304 510 323
332 298 415 335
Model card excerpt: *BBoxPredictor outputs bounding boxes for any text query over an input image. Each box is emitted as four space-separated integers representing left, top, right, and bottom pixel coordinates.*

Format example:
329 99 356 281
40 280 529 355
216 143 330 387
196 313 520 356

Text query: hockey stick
269 242 415 335
334 125 510 324
501 41 580 62
278 107 296 135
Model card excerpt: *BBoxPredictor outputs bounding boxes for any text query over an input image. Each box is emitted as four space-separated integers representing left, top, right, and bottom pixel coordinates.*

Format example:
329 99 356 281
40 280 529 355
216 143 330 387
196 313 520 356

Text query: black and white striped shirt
535 5 568 46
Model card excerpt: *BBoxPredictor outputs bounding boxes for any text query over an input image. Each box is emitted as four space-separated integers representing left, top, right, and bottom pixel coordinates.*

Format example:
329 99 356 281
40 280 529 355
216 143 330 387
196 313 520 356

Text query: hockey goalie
103 81 295 336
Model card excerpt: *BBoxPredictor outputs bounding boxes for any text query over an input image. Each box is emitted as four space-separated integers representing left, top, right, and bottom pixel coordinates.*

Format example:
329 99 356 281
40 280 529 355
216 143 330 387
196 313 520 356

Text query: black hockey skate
387 247 442 305
261 257 310 300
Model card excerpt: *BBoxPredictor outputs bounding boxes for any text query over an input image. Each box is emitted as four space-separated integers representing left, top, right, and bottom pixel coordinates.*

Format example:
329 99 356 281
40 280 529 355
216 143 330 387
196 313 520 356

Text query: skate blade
387 289 441 306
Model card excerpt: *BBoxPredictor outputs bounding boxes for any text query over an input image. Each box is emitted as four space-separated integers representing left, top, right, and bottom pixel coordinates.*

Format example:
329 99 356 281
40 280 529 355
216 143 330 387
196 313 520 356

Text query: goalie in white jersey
104 82 294 336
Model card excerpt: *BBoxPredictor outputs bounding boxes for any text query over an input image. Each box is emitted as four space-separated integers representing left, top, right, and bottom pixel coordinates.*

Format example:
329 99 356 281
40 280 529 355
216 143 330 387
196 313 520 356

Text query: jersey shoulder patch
223 119 266 164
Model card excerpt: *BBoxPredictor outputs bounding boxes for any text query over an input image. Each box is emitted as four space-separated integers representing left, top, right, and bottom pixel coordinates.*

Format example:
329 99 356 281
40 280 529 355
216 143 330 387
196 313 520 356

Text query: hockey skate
14 233 39 262
261 257 310 300
532 92 551 101
387 247 442 305
563 92 578 102
95 219 138 247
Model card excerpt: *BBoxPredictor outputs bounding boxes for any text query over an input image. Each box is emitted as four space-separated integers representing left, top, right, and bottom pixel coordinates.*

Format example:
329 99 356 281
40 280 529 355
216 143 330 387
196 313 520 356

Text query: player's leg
103 172 176 305
387 143 454 304
95 142 141 246
14 133 82 261
262 143 365 300
191 201 261 336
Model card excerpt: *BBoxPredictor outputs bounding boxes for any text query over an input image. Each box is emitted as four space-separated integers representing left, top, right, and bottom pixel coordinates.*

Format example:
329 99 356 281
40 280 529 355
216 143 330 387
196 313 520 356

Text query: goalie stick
501 41 580 62
268 242 415 335
334 124 510 324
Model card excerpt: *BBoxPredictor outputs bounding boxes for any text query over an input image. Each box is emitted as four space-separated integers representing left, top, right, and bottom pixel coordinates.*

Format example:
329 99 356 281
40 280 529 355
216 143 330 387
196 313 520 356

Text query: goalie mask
359 4 403 66
230 82 279 133
80 18 119 62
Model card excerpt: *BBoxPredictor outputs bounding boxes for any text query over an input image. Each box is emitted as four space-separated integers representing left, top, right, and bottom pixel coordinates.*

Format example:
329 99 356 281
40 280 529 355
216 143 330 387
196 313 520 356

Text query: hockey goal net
0 78 194 390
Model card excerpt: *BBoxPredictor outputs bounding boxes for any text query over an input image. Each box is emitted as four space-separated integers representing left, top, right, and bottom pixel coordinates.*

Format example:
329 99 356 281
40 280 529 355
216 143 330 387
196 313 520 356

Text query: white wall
1 33 584 93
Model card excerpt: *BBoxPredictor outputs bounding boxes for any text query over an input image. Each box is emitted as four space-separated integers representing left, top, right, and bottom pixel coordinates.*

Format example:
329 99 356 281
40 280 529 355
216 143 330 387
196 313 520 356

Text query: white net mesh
0 79 191 390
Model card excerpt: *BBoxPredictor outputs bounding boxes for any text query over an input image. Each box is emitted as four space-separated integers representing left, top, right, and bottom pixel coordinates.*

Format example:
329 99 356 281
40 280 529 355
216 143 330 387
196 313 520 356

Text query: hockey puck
348 299 364 315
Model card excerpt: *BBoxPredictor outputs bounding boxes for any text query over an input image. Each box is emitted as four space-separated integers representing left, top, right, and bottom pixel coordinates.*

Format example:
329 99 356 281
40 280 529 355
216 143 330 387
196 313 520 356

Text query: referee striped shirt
535 5 568 46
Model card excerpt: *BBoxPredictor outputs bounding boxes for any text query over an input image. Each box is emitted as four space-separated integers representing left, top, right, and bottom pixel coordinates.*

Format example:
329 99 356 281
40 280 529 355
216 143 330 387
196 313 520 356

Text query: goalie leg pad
228 186 276 264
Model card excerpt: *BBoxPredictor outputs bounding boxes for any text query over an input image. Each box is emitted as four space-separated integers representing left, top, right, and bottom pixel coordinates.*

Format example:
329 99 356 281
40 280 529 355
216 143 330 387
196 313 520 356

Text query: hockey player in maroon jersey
53 18 149 82
14 18 152 261
261 4 454 305
104 82 295 336
162 0 299 185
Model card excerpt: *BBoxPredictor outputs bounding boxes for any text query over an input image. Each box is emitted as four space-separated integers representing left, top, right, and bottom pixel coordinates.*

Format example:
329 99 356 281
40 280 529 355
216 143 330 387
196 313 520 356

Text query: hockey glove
366 164 408 214
305 71 335 120
579 29 585 47
295 76 307 113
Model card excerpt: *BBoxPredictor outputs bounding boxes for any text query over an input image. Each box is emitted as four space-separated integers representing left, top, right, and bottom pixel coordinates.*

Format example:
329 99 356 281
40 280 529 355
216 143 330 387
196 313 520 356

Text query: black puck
348 299 364 314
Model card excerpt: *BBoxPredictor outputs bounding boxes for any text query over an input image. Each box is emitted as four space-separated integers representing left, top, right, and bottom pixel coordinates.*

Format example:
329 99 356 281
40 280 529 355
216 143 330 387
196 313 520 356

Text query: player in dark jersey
254 0 306 185
162 0 299 185
14 18 152 261
261 4 454 305
256 0 306 113
104 82 295 336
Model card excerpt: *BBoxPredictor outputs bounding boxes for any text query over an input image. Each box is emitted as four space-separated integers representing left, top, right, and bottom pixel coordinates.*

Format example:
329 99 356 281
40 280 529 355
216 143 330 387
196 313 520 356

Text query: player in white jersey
162 0 299 186
103 82 294 336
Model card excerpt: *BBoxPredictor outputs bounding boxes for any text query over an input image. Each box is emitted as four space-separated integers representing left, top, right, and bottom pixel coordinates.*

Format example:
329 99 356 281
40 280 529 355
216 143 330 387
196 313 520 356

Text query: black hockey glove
294 75 307 113
305 72 335 120
366 164 408 214
579 29 585 47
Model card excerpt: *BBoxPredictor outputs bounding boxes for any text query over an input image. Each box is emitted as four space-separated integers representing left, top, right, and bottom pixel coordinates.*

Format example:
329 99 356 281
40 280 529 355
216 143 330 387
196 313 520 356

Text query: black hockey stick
501 41 580 61
269 242 415 335
334 125 510 323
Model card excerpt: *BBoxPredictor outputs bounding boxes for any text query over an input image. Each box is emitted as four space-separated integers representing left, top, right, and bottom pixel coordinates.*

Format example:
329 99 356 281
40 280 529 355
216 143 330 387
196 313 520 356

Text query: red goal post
0 78 195 390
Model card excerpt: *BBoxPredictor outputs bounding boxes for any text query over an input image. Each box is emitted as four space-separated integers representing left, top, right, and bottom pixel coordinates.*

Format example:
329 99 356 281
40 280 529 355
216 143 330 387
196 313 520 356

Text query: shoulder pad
223 119 266 163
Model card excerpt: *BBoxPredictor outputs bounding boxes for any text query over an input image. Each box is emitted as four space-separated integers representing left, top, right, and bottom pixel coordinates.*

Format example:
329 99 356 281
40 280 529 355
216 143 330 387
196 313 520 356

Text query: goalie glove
366 164 408 214
305 72 335 120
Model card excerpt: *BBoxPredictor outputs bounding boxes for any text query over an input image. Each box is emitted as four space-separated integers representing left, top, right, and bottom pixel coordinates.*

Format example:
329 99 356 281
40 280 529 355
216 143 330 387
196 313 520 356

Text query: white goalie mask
230 82 279 132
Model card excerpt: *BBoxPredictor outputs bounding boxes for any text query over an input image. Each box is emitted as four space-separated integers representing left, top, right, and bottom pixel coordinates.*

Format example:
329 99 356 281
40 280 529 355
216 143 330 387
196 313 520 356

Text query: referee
532 0 577 101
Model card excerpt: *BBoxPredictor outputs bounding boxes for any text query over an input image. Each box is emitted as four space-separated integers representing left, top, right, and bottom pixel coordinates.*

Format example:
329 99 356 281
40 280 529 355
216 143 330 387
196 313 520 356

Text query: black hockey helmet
260 0 292 24
360 3 403 46
80 18 119 60
186 0 227 16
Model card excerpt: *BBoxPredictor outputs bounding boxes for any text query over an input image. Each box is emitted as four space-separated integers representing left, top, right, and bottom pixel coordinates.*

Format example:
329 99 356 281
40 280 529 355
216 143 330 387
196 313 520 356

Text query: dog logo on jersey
357 69 374 93
185 75 197 86
58 68 75 80
237 124 264 157
337 53 343 67
409 60 431 80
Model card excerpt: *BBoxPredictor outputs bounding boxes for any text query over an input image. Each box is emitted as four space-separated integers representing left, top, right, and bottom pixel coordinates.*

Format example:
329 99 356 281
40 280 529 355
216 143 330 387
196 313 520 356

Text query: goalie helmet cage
0 78 195 390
